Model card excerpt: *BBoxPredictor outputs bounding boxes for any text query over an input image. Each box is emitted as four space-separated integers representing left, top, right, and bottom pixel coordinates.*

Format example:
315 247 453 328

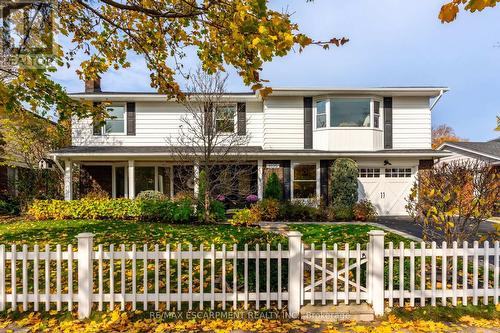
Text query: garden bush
136 190 166 201
331 203 354 221
278 200 319 221
0 198 20 215
330 158 358 208
264 173 282 200
228 207 260 226
255 198 280 221
28 197 195 223
353 199 378 222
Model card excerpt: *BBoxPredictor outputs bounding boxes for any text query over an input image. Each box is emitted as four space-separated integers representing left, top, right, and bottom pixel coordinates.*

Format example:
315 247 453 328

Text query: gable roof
438 141 500 161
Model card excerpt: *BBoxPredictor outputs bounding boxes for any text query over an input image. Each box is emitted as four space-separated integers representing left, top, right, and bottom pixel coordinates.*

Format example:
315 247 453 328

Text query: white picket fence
0 231 498 319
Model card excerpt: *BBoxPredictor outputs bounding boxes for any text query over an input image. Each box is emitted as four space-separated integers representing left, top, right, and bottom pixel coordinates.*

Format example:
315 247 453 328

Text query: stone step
300 303 375 322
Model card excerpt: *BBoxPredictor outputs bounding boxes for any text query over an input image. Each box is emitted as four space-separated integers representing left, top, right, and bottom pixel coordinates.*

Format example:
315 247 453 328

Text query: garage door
357 167 416 216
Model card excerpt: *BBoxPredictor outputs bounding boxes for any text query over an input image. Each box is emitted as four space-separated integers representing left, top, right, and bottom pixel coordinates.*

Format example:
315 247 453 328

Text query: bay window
314 98 381 129
316 100 327 128
293 164 317 199
330 98 371 127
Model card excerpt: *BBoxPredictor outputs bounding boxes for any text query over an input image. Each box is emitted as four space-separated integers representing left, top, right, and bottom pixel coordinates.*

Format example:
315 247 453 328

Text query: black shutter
320 160 334 205
282 160 291 200
304 97 313 149
127 102 136 136
92 102 102 135
237 102 246 135
383 97 393 149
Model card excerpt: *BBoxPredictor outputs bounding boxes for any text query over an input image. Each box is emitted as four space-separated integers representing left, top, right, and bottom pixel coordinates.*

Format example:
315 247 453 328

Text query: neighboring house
50 80 450 215
437 138 500 167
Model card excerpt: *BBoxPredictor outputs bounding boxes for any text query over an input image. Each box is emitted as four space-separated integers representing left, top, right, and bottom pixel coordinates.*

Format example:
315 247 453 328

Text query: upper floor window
105 105 126 134
373 101 380 129
314 98 381 129
93 104 126 135
316 100 327 128
215 104 236 133
330 98 371 127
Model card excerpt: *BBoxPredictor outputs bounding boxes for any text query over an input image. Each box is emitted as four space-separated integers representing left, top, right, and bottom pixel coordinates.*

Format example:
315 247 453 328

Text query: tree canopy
439 0 499 22
0 0 347 121
431 124 466 149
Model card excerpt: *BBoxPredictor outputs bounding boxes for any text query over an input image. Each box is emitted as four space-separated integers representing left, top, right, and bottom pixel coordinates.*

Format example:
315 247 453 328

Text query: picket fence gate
0 231 498 319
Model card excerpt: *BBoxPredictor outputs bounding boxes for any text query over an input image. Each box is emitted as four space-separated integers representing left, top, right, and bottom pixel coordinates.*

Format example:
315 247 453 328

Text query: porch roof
50 146 451 160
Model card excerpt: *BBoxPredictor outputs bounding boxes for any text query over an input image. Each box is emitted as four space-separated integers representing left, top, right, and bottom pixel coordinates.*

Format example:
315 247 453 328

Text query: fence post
368 230 385 316
288 231 302 319
77 233 94 319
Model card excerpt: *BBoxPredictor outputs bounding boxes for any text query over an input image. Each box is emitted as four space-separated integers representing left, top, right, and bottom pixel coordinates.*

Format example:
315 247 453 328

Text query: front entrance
358 167 415 215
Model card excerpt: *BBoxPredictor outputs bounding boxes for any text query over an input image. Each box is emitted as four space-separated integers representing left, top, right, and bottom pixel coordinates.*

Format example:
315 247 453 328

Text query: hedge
28 198 195 223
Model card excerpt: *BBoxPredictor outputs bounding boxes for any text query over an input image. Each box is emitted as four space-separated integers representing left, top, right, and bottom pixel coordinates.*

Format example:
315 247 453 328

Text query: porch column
128 160 135 199
193 163 200 196
64 160 73 201
257 159 263 199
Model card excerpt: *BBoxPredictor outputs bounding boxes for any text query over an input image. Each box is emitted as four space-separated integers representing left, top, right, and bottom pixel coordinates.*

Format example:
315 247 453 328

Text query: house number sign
266 163 281 169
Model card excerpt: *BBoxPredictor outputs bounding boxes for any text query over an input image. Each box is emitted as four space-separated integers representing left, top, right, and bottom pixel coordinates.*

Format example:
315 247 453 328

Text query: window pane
135 167 155 195
216 105 235 133
294 164 316 181
316 100 326 128
330 99 371 127
374 101 380 128
105 106 125 133
293 182 316 199
115 166 125 198
158 167 171 197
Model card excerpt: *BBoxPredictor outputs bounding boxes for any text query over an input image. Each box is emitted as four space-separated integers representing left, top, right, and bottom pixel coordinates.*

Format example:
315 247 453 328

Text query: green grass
390 304 500 322
288 224 411 247
0 219 286 250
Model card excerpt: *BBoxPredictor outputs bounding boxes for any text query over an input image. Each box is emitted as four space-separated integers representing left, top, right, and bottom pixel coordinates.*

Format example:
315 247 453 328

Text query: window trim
313 97 383 130
94 103 127 136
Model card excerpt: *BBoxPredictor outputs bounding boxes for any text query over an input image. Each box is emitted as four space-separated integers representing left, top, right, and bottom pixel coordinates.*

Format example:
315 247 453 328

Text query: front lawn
289 224 411 247
0 219 285 249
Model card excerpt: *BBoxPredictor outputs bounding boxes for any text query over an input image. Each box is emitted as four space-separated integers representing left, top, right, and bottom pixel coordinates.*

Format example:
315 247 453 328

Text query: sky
52 0 500 141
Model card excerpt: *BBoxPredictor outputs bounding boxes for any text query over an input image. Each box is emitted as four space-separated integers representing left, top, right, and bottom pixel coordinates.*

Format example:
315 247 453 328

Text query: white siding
263 96 303 150
72 101 263 147
392 97 431 149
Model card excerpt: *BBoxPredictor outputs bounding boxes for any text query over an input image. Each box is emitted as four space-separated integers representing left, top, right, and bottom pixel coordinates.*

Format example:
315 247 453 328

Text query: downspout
430 89 445 111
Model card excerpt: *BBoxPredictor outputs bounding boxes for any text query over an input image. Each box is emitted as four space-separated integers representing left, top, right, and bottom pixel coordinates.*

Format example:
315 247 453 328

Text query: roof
50 146 450 160
438 141 500 161
69 86 448 101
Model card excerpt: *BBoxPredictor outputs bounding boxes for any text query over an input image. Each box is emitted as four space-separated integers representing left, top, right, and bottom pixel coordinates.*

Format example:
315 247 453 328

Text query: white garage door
357 167 416 216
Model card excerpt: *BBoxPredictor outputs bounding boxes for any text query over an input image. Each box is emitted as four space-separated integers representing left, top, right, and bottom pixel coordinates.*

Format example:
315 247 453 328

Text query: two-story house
50 79 450 215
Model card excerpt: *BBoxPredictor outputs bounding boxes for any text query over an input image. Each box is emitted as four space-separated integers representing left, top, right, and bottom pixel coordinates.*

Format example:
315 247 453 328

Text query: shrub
255 198 280 221
264 173 282 200
353 199 378 222
210 200 227 222
136 190 166 201
279 201 319 221
228 207 260 226
0 199 20 215
27 198 195 223
331 203 354 221
330 158 358 208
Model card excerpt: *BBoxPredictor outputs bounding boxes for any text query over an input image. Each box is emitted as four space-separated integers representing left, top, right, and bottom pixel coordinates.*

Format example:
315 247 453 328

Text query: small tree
406 160 499 243
264 172 282 200
330 158 358 208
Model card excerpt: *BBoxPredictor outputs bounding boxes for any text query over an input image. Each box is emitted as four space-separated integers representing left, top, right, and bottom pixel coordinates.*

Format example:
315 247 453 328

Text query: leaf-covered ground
0 306 499 332
0 219 410 249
